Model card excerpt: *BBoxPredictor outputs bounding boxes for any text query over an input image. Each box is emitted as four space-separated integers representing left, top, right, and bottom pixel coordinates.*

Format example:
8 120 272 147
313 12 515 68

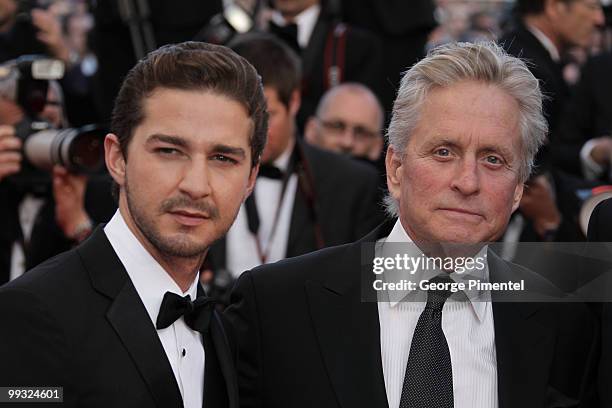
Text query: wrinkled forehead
412 82 523 151
321 91 383 128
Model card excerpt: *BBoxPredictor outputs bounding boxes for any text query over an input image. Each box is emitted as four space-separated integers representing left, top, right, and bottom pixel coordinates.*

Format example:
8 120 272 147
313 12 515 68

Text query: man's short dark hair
515 0 575 16
111 41 268 168
229 33 302 108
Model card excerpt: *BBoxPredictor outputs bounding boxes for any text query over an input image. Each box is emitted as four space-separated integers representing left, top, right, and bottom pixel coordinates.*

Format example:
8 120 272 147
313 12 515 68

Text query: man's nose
450 158 480 196
178 157 213 199
338 128 355 151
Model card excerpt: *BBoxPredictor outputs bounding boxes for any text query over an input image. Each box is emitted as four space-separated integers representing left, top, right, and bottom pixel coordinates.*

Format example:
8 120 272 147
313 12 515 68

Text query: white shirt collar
527 23 561 62
270 3 321 48
378 219 489 322
272 136 295 173
104 210 200 327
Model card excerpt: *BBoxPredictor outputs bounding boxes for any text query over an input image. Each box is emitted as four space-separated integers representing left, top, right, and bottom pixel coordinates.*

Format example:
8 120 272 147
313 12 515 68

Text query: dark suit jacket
0 227 238 408
557 52 612 178
340 0 435 117
269 7 384 129
225 219 598 408
499 23 591 242
500 22 571 172
587 198 612 407
588 198 612 242
207 141 383 275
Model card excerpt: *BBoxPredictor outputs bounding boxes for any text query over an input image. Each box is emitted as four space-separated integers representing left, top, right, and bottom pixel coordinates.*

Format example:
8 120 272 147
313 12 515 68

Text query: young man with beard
0 41 267 408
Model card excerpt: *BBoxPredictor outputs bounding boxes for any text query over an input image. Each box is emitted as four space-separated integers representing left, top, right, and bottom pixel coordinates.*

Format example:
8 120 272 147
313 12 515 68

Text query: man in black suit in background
265 0 384 129
206 34 382 291
499 0 605 243
0 41 268 407
225 42 598 408
500 0 604 151
557 51 612 180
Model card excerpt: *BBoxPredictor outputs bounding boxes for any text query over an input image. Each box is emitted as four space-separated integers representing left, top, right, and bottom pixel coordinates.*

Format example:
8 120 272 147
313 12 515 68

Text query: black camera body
0 56 106 194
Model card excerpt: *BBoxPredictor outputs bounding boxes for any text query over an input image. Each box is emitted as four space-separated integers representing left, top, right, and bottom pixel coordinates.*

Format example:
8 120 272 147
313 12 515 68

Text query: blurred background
2 0 612 289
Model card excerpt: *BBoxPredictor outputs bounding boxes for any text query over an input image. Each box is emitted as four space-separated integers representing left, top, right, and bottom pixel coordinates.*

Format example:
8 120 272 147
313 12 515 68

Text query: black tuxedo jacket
0 227 238 408
207 141 383 274
225 219 598 408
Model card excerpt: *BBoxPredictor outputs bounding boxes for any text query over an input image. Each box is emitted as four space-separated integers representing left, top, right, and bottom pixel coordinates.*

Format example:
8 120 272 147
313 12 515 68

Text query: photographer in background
0 61 114 283
0 0 70 63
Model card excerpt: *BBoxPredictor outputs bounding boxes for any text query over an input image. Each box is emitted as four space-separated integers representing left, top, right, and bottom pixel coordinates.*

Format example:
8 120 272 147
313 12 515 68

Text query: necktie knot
424 275 454 317
156 291 216 333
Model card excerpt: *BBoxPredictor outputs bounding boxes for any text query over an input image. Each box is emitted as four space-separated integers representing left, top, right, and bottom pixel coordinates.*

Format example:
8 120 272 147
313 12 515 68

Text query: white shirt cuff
581 139 605 180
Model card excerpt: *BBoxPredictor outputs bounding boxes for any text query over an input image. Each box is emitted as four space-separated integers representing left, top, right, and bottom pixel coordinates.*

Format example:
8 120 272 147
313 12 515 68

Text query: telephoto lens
18 122 106 174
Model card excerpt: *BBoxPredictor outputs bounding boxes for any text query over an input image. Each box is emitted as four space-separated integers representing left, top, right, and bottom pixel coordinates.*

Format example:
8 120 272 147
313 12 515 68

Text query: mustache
160 196 220 219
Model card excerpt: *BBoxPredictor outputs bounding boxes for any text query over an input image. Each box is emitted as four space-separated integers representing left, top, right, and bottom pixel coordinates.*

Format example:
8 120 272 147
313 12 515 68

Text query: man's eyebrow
146 134 189 148
479 144 515 159
422 138 461 149
211 144 247 159
423 138 515 156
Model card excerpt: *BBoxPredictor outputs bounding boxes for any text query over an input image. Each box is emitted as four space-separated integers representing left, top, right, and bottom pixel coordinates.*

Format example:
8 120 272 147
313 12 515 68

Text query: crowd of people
0 0 609 283
1 0 612 406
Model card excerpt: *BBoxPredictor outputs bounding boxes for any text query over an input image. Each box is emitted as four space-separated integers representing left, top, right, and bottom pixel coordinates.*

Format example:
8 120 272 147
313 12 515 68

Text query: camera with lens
0 55 106 194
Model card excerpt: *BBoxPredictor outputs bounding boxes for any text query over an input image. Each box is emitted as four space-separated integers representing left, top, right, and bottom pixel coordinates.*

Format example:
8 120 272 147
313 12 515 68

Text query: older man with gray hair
225 41 597 408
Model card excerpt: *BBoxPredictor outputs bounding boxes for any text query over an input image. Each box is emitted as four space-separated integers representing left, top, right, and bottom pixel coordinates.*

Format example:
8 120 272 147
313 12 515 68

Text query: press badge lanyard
245 156 296 265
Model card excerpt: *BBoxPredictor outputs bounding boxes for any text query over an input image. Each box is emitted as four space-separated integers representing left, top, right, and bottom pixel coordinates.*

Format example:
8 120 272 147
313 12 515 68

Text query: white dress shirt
104 210 205 408
270 3 321 48
226 141 298 277
377 220 498 408
10 194 45 281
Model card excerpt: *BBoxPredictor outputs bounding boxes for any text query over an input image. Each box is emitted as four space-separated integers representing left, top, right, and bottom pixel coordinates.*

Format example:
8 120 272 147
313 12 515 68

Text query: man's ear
245 162 259 200
545 0 566 19
288 89 301 117
511 181 525 213
304 116 318 144
386 145 403 200
104 133 126 188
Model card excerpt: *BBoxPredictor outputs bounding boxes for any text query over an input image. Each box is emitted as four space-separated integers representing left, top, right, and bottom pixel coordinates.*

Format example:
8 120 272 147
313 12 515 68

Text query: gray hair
384 41 547 217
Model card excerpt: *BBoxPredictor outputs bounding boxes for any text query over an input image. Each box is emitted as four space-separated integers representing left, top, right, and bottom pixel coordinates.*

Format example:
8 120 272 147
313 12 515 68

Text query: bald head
305 83 384 161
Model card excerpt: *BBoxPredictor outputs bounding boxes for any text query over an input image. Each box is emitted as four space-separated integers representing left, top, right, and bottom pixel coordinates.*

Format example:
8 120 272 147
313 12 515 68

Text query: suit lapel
286 141 320 258
488 251 555 408
204 313 238 408
305 222 393 408
286 186 314 257
78 228 183 408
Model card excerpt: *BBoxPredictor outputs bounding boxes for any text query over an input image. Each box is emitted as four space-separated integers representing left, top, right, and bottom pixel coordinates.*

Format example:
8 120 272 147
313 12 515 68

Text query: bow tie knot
258 164 285 179
156 291 216 333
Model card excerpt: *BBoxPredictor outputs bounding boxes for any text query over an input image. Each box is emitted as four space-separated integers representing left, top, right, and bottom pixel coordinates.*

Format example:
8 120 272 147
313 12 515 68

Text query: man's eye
434 148 451 157
155 147 181 156
212 154 238 164
486 155 502 165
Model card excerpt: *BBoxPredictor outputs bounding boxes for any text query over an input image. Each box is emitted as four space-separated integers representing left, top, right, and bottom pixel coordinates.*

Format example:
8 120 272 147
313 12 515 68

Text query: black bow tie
258 164 284 180
156 292 216 333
